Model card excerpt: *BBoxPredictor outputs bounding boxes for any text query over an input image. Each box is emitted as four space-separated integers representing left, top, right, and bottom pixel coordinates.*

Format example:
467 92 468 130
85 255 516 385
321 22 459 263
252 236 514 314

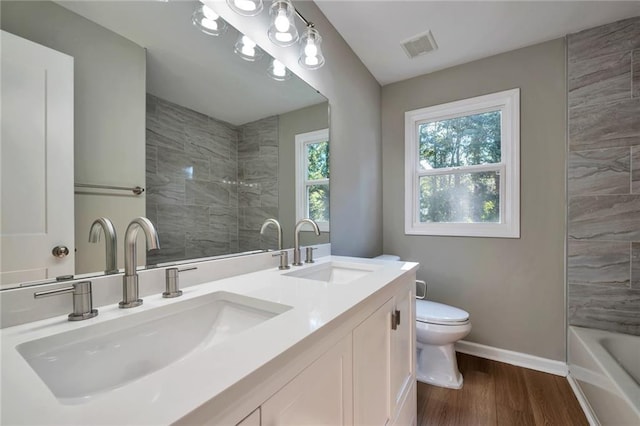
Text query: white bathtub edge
567 373 600 426
569 326 640 424
455 340 568 376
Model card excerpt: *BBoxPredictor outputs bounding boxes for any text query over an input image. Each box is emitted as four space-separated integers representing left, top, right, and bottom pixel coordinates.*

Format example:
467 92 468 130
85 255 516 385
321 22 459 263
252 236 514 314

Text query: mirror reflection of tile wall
237 117 279 251
146 94 278 264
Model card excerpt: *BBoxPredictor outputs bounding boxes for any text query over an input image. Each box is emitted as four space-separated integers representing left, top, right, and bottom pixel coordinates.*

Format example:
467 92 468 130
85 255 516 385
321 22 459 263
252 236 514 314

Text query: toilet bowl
372 255 471 389
415 299 471 389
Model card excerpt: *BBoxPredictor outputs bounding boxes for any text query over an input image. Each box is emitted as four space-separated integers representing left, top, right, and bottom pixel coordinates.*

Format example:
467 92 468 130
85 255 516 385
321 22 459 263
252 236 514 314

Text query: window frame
404 88 520 238
295 128 330 232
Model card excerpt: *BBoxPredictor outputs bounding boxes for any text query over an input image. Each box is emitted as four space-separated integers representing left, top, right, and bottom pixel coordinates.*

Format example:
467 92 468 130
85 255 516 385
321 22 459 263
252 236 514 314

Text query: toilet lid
416 300 469 324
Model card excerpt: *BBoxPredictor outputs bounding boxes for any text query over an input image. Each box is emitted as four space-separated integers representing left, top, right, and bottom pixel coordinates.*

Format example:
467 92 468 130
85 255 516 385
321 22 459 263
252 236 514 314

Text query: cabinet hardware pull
395 309 401 326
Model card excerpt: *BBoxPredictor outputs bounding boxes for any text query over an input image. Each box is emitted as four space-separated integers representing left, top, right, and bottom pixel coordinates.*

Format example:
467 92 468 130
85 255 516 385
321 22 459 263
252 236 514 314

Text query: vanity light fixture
234 34 264 61
227 0 263 16
298 24 324 70
267 0 298 47
267 58 291 81
224 0 326 70
192 3 228 36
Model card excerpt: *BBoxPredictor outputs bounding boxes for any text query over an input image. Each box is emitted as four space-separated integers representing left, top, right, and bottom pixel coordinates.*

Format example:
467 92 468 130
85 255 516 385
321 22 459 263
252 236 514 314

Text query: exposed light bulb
200 18 219 31
274 9 290 32
275 32 293 43
305 56 319 66
268 58 290 81
304 40 318 58
202 4 219 20
272 59 286 77
227 0 263 16
234 34 262 61
267 0 298 47
242 45 256 57
242 36 256 48
234 0 257 12
193 3 227 36
298 25 324 70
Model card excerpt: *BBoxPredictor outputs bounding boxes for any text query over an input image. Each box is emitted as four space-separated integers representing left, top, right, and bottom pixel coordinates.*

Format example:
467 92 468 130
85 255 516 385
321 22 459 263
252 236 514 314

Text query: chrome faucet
293 218 320 266
34 281 98 321
260 218 283 250
88 217 118 274
120 217 160 308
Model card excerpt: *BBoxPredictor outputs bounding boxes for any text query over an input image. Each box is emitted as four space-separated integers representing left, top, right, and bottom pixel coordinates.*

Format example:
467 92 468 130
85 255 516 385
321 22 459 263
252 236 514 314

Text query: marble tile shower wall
567 17 640 335
145 95 279 264
146 94 239 264
237 116 279 252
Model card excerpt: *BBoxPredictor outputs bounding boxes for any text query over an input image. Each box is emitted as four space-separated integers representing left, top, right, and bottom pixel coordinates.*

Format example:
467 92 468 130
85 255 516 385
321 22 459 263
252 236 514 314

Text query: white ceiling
56 1 326 125
315 1 640 85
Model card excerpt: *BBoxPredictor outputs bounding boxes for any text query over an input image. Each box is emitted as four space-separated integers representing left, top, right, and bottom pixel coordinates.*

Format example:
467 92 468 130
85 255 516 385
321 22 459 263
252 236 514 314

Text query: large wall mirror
0 0 329 289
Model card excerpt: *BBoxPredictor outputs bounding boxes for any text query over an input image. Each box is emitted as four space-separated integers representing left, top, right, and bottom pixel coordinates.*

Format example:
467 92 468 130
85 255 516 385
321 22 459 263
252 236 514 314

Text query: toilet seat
416 300 469 325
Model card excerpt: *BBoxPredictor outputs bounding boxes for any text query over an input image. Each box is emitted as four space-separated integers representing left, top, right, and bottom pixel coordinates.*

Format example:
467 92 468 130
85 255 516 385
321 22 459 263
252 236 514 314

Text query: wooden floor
417 353 588 426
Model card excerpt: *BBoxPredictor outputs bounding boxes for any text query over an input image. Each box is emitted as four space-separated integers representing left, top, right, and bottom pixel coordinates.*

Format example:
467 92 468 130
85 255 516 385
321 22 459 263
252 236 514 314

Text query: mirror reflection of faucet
293 218 320 266
88 217 118 275
260 218 283 250
120 217 160 309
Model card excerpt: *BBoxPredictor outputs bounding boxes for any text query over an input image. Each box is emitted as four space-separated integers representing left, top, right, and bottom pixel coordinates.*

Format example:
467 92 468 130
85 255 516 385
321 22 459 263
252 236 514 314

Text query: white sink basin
284 261 380 284
17 291 290 404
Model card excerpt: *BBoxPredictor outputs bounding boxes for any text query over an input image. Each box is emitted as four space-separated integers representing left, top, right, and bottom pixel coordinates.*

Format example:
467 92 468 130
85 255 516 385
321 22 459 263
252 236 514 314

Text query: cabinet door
353 298 393 426
390 284 415 418
261 335 353 426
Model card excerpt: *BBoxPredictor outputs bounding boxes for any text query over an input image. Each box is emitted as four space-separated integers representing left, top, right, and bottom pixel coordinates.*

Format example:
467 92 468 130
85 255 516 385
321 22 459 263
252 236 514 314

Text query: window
404 89 520 238
295 128 329 232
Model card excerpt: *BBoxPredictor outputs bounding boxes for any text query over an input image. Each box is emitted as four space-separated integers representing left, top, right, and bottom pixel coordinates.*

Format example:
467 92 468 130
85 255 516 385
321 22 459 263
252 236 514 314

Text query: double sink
12 260 380 404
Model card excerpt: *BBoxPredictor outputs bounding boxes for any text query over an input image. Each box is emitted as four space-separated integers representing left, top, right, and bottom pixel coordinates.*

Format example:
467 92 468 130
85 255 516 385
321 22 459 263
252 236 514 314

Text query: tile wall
237 116 280 252
146 94 278 264
567 17 640 335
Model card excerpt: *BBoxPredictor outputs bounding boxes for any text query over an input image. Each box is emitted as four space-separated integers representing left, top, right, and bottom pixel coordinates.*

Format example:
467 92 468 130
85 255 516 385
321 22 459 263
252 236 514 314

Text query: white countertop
1 255 418 425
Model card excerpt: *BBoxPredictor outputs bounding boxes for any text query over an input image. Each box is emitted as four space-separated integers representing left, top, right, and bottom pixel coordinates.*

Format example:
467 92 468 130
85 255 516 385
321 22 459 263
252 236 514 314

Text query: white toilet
374 254 471 389
415 299 471 389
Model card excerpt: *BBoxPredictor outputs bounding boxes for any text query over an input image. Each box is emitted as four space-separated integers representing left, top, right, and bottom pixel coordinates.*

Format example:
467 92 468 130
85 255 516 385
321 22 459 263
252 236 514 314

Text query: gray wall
1 0 146 274
567 17 640 336
382 40 567 360
279 103 331 248
212 1 382 257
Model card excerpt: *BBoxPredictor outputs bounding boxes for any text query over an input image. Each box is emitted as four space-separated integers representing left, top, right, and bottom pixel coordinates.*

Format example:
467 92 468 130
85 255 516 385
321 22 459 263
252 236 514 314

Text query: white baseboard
567 374 600 426
455 340 568 376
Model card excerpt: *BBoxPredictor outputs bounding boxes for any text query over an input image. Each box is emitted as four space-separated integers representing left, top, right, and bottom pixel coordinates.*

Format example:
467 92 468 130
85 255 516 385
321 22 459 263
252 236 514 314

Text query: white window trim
404 88 520 238
295 128 330 232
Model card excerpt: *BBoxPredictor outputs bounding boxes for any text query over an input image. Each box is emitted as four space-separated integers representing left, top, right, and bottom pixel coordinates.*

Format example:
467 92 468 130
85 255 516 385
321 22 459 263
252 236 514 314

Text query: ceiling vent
401 30 438 59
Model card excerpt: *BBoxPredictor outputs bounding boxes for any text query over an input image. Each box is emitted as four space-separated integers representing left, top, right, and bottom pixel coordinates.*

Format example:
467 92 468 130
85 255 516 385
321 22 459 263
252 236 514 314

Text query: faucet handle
272 251 291 270
163 266 197 298
304 247 317 264
34 281 98 321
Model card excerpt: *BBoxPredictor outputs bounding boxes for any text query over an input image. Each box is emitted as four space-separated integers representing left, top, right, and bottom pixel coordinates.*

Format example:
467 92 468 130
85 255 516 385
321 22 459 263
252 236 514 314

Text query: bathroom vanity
0 254 417 425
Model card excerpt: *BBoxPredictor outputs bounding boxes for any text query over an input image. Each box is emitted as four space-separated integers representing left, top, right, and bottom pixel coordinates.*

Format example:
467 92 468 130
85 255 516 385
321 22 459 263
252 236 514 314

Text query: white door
1 30 74 286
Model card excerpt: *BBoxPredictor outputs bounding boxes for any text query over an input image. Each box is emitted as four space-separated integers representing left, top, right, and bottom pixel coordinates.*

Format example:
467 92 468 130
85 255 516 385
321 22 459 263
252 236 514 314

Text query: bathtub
568 326 640 425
